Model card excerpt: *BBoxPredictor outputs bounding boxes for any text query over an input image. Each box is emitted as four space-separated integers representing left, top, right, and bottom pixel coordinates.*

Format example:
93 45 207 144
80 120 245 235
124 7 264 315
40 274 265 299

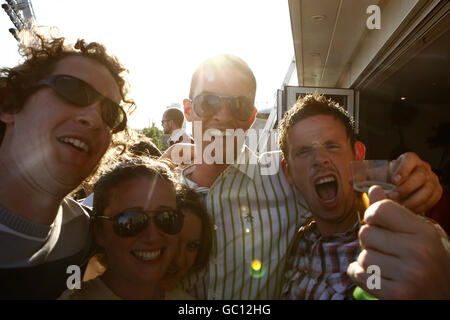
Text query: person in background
0 27 134 299
279 94 449 299
60 159 193 299
162 107 193 146
79 133 161 207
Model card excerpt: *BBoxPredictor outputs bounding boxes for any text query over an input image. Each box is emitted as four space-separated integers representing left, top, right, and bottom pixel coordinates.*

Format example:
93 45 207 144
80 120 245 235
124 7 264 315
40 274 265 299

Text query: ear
249 108 257 125
183 99 192 122
354 141 366 160
281 158 295 185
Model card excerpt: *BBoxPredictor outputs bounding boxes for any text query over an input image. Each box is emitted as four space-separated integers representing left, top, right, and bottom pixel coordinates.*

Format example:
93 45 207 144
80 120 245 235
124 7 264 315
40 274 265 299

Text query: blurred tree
142 122 165 152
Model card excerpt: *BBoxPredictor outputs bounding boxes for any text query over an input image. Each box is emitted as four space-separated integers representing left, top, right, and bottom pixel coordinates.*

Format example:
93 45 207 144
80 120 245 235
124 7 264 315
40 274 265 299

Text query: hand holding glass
350 160 396 194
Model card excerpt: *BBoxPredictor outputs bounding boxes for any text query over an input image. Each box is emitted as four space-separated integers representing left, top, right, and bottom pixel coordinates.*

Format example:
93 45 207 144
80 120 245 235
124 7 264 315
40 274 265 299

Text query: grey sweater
0 198 93 299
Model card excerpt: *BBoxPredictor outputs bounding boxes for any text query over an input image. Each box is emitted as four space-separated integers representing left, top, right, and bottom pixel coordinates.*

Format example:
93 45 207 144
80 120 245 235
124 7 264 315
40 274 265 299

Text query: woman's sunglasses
35 74 127 133
192 93 254 121
95 209 184 237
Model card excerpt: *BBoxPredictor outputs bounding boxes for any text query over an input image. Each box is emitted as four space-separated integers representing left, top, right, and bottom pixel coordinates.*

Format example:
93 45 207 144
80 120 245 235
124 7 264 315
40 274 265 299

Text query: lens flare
250 259 266 279
251 259 261 271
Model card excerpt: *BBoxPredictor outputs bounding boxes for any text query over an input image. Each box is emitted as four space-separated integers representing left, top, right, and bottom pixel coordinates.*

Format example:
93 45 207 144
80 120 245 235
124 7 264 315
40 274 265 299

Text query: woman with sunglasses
161 186 213 292
60 158 193 299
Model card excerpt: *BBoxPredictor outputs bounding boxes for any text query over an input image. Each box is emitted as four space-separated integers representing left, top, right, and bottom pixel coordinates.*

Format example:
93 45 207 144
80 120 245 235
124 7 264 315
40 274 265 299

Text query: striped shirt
281 218 450 300
180 148 311 299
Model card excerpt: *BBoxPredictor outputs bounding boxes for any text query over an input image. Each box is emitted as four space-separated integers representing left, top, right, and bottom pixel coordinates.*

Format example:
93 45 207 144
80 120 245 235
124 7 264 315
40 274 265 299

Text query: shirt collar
304 220 360 243
180 164 210 195
169 128 186 143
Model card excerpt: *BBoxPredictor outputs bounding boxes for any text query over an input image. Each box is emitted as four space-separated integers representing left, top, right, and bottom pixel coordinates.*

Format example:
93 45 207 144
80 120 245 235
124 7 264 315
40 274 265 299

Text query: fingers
363 200 422 234
400 173 442 213
368 185 387 204
356 249 401 281
390 152 423 186
347 261 397 300
358 224 409 256
388 152 442 213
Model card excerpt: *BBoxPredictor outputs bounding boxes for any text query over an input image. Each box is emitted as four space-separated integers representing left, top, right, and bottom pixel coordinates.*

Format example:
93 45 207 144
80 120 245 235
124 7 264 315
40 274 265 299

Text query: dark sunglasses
192 93 254 121
35 74 127 133
95 209 184 237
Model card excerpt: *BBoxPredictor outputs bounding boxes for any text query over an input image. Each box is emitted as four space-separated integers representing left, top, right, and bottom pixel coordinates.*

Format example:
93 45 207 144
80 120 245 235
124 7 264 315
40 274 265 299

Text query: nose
139 216 164 242
75 102 104 130
212 101 234 123
311 146 330 168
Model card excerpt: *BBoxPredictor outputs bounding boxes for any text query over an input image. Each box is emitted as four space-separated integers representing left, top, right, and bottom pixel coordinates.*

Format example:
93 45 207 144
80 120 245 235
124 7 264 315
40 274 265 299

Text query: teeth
132 249 161 261
59 137 89 152
316 176 336 185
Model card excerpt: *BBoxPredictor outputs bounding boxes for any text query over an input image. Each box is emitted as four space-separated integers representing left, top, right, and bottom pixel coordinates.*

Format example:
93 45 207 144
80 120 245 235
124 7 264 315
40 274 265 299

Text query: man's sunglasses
95 209 184 237
192 93 254 121
35 74 127 133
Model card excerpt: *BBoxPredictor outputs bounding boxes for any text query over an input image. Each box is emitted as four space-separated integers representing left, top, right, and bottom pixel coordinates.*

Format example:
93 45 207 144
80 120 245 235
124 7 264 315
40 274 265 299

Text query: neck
190 162 229 187
101 271 165 300
0 156 66 226
314 197 361 237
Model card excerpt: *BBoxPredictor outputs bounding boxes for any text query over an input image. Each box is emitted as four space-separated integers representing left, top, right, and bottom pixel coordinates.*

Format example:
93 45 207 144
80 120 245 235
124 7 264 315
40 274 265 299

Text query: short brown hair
176 186 213 274
189 54 257 103
279 93 357 160
163 108 185 128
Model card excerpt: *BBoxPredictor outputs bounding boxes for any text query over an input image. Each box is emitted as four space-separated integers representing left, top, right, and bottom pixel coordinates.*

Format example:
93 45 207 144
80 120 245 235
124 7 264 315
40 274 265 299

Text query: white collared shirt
180 148 311 299
169 128 193 145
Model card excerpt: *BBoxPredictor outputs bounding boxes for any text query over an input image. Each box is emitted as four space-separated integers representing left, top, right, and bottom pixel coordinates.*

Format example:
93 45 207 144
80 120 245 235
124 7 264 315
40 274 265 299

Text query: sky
0 0 296 130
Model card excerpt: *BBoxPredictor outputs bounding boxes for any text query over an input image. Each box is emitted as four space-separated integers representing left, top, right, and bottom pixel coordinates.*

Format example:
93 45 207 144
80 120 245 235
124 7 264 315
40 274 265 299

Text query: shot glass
350 160 396 194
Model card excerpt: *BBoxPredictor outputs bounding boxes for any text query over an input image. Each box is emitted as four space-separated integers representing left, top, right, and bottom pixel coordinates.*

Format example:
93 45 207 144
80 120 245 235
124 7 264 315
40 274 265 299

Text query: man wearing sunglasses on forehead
176 54 443 300
0 29 133 299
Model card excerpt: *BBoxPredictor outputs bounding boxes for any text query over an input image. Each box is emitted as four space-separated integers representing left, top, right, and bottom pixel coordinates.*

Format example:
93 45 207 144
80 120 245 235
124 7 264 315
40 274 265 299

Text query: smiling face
185 66 255 134
0 55 118 194
282 115 364 236
163 209 202 288
183 63 256 162
95 177 179 290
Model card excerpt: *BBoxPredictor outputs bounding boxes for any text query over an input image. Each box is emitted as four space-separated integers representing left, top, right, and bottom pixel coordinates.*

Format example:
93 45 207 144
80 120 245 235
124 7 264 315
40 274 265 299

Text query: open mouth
58 137 89 153
315 175 338 203
131 249 163 262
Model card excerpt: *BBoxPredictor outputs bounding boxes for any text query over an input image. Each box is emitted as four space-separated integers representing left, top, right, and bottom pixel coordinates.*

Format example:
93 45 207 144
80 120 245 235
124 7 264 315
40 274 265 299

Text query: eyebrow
291 139 343 151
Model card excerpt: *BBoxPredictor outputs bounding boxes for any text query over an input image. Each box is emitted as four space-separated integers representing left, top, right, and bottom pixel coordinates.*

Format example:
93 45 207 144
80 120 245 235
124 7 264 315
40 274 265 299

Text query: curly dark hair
176 186 213 274
0 28 135 143
279 93 358 160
